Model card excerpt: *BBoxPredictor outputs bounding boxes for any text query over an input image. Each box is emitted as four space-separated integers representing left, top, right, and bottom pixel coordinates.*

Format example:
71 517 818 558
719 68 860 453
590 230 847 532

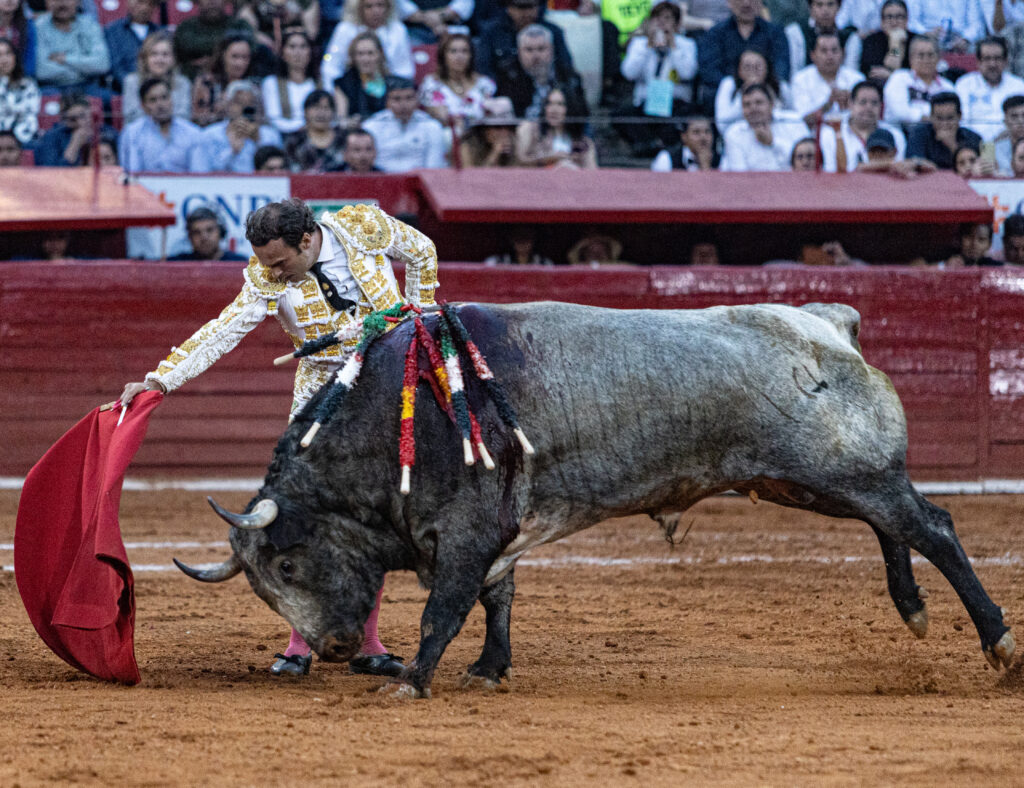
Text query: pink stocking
284 628 310 657
360 584 387 656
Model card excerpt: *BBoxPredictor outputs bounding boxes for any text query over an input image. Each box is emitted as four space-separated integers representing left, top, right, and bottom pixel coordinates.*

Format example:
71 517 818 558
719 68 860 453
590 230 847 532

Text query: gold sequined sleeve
384 214 438 307
144 282 269 393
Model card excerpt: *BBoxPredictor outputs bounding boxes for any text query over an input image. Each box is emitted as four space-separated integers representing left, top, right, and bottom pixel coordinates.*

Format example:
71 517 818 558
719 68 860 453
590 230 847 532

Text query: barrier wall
1 262 1022 481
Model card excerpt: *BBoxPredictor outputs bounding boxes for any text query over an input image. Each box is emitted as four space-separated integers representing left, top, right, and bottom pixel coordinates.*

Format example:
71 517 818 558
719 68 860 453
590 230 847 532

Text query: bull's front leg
461 569 515 689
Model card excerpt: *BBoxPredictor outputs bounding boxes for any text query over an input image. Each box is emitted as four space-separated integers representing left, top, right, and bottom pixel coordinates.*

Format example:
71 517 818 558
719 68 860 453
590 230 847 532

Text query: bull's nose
318 634 361 663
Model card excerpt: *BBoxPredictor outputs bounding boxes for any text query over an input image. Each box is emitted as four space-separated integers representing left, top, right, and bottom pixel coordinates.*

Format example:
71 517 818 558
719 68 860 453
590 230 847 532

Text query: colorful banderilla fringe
398 322 420 494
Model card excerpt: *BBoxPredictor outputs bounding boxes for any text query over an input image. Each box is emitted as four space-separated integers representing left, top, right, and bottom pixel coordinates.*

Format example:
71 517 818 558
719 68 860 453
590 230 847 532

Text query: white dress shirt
261 76 317 135
714 77 795 133
818 118 907 171
955 70 1024 141
620 34 699 106
883 68 955 123
720 118 810 171
363 108 448 172
321 19 415 89
790 64 866 121
784 22 863 74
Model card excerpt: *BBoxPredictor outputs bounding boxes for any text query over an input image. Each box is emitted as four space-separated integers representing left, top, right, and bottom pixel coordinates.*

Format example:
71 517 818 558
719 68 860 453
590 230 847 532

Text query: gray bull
177 302 1016 697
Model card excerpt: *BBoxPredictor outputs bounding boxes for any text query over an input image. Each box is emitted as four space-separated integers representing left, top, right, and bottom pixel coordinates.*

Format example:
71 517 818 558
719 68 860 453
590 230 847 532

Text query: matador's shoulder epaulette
323 204 392 253
244 255 287 297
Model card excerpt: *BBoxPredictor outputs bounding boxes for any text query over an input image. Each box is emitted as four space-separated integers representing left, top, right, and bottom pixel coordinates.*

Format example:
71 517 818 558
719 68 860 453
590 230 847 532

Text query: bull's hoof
459 673 500 691
378 681 430 700
984 630 1016 671
905 608 928 639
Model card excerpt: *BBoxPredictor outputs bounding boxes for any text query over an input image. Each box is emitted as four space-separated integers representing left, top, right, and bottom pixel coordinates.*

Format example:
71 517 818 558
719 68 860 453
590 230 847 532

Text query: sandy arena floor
1 490 1023 786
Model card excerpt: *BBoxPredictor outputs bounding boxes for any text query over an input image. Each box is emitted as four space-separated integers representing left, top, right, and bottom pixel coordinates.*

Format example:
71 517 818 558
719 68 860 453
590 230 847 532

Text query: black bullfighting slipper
270 652 312 676
348 653 405 677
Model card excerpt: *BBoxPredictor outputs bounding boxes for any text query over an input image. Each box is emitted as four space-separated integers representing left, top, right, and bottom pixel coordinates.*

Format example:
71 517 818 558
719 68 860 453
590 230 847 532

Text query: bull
176 302 1016 698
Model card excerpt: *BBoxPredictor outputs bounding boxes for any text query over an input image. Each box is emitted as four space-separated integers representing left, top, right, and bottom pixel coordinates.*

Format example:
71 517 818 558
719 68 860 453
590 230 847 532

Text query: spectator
87 128 118 165
714 47 794 134
484 225 554 264
859 0 913 85
697 0 790 110
34 90 115 165
40 230 72 259
883 36 953 124
119 76 202 172
418 33 496 133
908 0 983 53
495 23 587 119
689 240 721 264
0 36 40 144
191 80 283 171
619 0 698 152
334 126 381 171
399 0 474 44
855 127 936 176
0 127 22 164
720 82 808 170
476 0 575 81
1011 136 1024 177
790 32 865 127
321 0 414 87
955 36 1024 142
940 223 1000 267
906 92 981 169
237 0 320 55
121 31 192 125
516 86 596 167
835 0 887 32
363 75 447 171
331 31 388 122
0 0 35 77
33 0 110 90
785 0 861 75
173 0 253 80
953 143 978 176
103 0 159 91
284 88 346 170
567 233 627 265
169 207 248 261
790 135 818 169
254 142 289 170
262 29 318 134
459 95 522 166
995 95 1024 175
1000 213 1024 264
651 115 718 170
192 32 259 127
819 80 906 171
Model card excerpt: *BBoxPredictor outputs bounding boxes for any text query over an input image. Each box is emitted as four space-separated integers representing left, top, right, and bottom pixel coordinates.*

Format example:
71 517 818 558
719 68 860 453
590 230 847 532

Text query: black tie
310 262 356 313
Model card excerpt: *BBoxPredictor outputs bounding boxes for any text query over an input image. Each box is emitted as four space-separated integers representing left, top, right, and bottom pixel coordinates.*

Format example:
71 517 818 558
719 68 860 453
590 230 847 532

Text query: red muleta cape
15 391 163 685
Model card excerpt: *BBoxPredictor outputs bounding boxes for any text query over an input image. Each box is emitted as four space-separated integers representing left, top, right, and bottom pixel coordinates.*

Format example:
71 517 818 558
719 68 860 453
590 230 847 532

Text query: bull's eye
279 560 294 583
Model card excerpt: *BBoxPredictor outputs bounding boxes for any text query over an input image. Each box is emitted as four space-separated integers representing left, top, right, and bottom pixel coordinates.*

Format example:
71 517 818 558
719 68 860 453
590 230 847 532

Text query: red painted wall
2 262 1021 480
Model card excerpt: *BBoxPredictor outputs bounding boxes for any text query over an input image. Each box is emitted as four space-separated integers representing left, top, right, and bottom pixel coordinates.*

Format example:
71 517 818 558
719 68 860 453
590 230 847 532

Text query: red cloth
15 392 163 685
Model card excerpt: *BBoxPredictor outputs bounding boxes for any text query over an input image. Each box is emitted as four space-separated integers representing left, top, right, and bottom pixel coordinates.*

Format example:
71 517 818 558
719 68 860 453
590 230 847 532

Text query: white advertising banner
967 178 1024 255
126 175 291 260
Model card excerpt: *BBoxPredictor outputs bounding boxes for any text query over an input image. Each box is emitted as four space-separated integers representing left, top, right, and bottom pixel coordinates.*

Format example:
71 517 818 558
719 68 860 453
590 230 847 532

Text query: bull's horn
173 554 242 583
208 496 279 530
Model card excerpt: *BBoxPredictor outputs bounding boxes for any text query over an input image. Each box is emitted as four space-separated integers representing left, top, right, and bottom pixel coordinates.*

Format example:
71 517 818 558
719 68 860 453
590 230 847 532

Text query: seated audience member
262 29 318 133
939 223 1000 268
476 0 575 82
103 0 160 91
254 143 289 170
321 0 414 87
190 80 283 171
33 0 111 90
855 126 936 176
173 0 254 80
859 0 914 85
790 32 865 127
908 0 982 54
689 240 721 264
1010 136 1024 178
418 33 496 134
995 95 1024 175
999 213 1024 264
236 0 321 55
120 76 202 172
284 89 346 170
331 126 380 171
0 0 34 77
35 91 115 165
651 115 718 170
883 36 953 124
460 96 522 166
0 36 40 144
122 32 192 125
906 92 981 170
697 0 790 110
88 128 118 165
399 0 473 44
0 128 22 164
819 80 906 171
192 32 259 127
620 1 699 118
363 76 447 171
39 230 73 259
720 82 808 170
169 207 248 261
495 23 587 119
790 136 818 169
953 144 978 176
567 234 628 265
714 47 793 134
516 86 596 168
331 31 388 123
956 37 1024 142
484 225 554 264
785 0 861 74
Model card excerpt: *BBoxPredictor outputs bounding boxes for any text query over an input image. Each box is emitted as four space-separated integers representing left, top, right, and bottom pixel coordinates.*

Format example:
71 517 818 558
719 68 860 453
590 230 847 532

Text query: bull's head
175 494 384 664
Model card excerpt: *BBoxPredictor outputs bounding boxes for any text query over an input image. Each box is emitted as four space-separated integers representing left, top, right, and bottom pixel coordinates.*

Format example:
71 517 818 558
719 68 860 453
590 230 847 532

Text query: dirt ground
1 489 1023 786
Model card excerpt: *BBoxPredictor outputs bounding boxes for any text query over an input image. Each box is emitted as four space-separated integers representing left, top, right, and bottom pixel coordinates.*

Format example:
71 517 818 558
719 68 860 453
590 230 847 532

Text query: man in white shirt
784 0 862 74
364 77 449 172
819 80 906 171
908 0 984 51
955 36 1024 142
791 32 865 126
883 36 954 123
721 82 809 170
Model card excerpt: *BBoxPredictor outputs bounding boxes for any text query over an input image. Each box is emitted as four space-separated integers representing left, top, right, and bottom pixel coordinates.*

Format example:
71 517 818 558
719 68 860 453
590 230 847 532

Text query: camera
242 105 257 120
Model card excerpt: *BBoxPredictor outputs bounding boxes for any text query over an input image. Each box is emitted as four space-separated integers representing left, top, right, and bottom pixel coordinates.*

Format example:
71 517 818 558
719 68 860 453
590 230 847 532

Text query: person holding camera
190 80 283 172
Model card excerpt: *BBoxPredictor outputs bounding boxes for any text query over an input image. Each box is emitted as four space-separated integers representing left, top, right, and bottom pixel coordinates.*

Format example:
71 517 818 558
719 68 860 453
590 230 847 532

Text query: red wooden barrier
1 262 1021 481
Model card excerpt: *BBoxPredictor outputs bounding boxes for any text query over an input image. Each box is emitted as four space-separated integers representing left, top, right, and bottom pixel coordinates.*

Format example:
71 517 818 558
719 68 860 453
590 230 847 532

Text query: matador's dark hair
245 198 316 250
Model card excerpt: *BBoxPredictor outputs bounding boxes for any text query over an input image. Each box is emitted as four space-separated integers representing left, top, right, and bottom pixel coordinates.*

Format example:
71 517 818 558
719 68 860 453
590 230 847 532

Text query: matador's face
253 235 314 285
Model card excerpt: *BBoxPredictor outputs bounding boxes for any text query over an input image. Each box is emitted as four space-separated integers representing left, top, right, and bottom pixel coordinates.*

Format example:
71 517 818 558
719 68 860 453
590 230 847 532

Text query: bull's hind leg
460 570 515 689
870 526 929 638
